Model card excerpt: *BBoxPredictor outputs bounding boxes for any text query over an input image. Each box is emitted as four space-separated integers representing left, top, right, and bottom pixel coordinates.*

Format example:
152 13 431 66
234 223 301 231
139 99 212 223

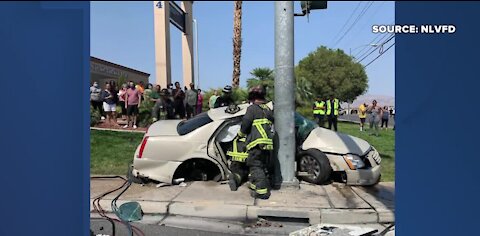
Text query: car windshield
295 112 318 142
177 112 213 135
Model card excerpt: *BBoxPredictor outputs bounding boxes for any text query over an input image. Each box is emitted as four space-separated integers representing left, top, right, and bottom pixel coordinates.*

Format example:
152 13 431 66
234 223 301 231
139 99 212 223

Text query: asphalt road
91 218 246 236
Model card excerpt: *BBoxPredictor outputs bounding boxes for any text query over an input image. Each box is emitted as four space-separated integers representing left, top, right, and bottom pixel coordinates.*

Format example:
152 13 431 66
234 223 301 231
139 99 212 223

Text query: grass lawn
90 130 144 175
90 122 394 181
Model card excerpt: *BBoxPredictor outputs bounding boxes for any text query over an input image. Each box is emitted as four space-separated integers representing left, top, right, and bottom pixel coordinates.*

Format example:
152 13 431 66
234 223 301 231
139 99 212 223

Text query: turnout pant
230 161 249 187
328 115 338 131
246 147 271 199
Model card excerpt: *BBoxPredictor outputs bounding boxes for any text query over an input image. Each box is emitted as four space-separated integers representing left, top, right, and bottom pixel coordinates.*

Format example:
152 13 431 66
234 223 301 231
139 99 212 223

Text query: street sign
169 1 186 33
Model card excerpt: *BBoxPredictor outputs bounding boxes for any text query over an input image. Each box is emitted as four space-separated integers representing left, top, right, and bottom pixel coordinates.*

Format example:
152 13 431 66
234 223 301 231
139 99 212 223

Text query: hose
91 173 145 236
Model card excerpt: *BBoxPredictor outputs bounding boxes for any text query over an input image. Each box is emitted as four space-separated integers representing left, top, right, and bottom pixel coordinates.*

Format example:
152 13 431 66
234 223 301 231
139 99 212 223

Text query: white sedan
131 103 381 186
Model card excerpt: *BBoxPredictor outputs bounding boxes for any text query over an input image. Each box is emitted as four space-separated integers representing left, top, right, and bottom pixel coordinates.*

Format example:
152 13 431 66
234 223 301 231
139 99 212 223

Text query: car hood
302 128 371 155
146 120 182 136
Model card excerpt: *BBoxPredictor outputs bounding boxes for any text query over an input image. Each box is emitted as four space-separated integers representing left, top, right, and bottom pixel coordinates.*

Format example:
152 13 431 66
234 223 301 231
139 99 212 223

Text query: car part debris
156 183 170 188
173 178 185 184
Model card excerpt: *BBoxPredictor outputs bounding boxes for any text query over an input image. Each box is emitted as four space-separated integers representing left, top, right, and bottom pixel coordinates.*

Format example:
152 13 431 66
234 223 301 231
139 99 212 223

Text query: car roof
207 101 273 121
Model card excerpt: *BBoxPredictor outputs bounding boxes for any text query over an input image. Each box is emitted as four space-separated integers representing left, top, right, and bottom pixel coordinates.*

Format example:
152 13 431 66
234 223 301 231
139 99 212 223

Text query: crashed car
131 102 381 186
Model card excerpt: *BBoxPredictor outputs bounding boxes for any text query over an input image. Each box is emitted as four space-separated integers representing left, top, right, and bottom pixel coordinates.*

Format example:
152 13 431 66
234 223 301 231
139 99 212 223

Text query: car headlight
343 154 365 170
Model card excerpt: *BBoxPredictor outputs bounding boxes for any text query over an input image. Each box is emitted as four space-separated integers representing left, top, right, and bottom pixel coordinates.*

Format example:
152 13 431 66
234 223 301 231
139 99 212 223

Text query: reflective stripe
238 130 246 137
313 101 325 115
249 183 256 190
227 137 248 162
227 151 248 162
246 138 273 150
254 123 268 139
264 144 274 150
252 118 272 125
233 138 238 153
256 188 268 194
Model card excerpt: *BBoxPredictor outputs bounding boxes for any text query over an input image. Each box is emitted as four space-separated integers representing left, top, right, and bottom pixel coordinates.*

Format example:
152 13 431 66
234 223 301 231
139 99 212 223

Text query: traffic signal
301 1 327 14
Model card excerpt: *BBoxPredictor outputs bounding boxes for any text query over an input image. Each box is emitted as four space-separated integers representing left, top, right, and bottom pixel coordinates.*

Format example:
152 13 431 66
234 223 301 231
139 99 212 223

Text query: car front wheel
297 149 332 185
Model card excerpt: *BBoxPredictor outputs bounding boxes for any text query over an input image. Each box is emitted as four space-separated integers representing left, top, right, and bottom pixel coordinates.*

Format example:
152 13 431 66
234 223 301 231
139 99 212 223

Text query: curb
91 199 394 225
90 127 146 133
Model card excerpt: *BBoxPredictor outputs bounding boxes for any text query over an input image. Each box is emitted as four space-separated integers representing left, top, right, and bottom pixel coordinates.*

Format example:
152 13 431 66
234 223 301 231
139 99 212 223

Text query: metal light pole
193 18 200 88
274 1 298 187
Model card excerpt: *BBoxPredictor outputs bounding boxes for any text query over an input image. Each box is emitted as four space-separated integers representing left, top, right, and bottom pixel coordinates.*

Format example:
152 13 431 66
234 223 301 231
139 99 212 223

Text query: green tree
295 46 368 102
246 67 274 100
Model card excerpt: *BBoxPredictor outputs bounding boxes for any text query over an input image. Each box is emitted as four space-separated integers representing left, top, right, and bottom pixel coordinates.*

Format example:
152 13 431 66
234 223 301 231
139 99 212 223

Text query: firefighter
227 136 249 191
214 85 234 108
313 96 326 127
238 85 274 199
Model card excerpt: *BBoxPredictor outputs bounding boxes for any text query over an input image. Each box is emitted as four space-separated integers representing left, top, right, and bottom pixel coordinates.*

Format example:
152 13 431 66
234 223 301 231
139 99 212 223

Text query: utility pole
274 1 298 187
193 19 200 88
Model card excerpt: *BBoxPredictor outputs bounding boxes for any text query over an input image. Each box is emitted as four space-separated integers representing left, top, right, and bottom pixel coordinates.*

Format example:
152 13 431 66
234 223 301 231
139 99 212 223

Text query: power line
353 21 395 58
363 42 395 68
356 33 394 62
330 2 363 44
346 1 387 45
333 1 374 47
353 33 383 58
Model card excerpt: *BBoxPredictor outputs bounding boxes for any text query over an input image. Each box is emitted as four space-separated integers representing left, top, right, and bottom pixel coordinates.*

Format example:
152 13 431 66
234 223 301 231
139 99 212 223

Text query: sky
91 1 395 97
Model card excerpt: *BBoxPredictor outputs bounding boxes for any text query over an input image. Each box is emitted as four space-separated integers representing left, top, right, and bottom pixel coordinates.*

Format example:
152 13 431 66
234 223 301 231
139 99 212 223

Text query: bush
296 105 314 120
137 101 155 127
90 106 101 126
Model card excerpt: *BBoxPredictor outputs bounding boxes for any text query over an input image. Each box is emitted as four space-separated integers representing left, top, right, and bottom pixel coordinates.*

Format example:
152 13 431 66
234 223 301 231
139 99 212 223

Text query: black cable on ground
91 173 145 236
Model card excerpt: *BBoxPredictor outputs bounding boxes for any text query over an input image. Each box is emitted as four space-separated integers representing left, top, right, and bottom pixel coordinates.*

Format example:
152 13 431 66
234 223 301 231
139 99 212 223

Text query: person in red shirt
124 81 142 129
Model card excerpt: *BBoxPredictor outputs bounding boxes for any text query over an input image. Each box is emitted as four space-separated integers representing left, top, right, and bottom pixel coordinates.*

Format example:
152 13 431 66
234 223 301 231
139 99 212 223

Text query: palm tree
247 67 274 100
295 76 314 106
232 1 243 88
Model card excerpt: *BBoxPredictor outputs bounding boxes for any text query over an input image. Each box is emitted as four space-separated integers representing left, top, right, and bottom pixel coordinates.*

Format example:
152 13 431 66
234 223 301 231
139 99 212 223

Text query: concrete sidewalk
90 178 394 225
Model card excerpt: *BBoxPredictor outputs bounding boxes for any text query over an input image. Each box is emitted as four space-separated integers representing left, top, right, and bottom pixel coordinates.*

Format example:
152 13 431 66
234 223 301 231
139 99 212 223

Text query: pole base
278 178 300 190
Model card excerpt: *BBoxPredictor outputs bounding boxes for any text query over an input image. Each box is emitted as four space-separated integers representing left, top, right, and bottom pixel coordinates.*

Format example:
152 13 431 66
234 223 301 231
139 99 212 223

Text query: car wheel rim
300 155 321 179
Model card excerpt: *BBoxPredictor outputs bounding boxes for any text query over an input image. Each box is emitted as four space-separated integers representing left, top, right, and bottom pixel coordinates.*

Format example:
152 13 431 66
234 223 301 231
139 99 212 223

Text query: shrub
90 106 101 126
137 101 155 127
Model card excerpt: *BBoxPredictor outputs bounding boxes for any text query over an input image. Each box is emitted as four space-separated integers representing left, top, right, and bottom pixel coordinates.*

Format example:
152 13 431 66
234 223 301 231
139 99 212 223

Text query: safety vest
226 137 248 162
326 99 339 116
238 104 274 151
313 101 326 115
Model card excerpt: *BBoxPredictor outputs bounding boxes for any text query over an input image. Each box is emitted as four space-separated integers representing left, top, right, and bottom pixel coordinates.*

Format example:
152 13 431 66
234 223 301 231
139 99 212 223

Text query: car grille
366 148 381 164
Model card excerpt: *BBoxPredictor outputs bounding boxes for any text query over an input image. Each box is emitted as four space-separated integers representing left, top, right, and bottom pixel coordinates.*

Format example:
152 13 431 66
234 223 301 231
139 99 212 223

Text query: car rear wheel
297 149 332 184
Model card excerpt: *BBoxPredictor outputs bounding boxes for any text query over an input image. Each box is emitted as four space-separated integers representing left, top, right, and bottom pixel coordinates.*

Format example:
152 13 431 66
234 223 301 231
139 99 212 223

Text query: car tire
297 149 332 185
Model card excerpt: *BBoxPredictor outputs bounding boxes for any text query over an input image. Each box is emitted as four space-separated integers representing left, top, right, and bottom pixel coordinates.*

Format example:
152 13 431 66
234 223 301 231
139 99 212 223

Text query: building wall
90 60 149 87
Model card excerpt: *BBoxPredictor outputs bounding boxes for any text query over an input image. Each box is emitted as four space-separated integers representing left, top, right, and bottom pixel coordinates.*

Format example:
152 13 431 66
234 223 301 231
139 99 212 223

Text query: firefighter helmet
248 85 266 99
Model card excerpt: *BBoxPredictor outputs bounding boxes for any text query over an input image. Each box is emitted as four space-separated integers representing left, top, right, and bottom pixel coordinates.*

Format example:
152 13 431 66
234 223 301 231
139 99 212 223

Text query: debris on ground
156 183 170 188
249 218 283 228
290 224 380 236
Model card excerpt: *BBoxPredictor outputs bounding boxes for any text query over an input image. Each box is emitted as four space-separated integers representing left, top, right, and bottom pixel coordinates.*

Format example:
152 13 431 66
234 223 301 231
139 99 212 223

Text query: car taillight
138 136 149 159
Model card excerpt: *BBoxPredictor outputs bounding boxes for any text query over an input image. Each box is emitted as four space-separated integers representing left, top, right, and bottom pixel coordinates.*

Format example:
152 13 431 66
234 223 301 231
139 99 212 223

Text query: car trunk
146 120 182 136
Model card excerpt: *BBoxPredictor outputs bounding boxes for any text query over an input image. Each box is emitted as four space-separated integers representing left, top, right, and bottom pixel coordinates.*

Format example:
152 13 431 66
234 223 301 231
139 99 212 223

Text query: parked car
131 102 381 186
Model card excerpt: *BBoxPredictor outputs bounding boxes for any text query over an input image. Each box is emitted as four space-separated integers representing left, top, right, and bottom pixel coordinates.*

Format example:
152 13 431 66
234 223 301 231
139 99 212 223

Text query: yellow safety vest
226 137 248 162
313 101 325 115
326 99 339 116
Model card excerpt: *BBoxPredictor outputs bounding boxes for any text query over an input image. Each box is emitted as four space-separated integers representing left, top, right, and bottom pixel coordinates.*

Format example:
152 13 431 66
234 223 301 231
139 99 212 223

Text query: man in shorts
124 81 142 129
358 103 367 131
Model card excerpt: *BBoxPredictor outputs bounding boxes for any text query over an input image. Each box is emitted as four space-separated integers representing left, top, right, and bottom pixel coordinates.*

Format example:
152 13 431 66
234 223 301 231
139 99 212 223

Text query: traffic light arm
295 1 327 17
